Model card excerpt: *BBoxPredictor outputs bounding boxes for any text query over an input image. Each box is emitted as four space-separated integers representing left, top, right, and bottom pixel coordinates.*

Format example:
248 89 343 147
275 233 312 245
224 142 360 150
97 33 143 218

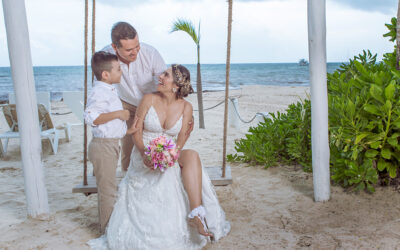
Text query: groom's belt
91 137 121 143
121 100 137 117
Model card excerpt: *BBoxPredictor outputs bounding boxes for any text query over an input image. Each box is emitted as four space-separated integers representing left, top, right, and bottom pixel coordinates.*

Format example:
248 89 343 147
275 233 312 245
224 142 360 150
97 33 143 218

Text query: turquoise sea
0 63 342 102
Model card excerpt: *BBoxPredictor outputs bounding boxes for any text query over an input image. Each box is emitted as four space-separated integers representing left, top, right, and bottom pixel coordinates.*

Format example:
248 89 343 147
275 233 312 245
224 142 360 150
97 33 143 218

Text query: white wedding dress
88 106 230 250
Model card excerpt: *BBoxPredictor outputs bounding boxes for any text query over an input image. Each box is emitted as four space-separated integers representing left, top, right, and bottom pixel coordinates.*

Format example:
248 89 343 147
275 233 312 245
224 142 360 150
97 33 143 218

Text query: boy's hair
91 51 118 80
111 22 137 48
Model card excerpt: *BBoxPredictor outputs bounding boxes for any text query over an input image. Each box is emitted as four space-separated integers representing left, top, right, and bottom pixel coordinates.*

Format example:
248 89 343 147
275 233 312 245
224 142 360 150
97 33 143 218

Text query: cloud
87 0 398 15
331 0 396 14
0 0 395 66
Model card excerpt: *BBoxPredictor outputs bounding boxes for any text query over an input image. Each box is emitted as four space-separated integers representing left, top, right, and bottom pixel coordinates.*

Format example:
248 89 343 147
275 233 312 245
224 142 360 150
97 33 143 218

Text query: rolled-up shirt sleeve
84 90 107 126
152 48 167 83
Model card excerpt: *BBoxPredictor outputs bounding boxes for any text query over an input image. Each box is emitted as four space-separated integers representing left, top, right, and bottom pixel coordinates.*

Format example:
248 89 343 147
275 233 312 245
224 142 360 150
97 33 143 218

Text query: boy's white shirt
84 80 127 138
102 42 167 107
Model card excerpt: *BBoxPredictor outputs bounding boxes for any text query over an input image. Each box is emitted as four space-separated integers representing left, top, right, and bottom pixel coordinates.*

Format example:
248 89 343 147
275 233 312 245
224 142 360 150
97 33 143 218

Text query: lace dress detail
88 106 230 250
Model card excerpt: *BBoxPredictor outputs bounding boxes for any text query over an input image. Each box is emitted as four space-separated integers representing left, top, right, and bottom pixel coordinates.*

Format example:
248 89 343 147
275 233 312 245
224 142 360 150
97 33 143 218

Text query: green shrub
328 54 400 192
227 99 311 171
228 17 400 192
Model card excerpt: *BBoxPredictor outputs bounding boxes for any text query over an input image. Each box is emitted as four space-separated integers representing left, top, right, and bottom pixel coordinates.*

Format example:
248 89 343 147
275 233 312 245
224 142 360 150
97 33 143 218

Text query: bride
88 64 230 249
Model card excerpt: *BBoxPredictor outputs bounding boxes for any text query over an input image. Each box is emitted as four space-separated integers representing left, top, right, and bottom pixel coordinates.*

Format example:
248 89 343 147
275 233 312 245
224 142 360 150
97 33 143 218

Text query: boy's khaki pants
121 100 137 172
88 137 120 233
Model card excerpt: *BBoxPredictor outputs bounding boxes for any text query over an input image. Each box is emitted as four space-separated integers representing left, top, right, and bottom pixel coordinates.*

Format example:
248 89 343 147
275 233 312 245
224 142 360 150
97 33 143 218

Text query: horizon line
0 62 346 68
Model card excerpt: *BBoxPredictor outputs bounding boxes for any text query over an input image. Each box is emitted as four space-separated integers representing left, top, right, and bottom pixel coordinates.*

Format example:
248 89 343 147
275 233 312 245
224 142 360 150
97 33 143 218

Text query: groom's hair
111 22 137 48
91 51 118 80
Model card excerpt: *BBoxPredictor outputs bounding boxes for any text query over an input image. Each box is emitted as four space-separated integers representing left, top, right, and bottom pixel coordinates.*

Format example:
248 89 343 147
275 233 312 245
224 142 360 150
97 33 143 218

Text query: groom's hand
126 116 139 135
185 115 194 137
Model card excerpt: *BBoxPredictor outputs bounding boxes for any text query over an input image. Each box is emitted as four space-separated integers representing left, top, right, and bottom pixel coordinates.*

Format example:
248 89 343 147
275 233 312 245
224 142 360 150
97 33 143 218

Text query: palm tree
170 19 205 129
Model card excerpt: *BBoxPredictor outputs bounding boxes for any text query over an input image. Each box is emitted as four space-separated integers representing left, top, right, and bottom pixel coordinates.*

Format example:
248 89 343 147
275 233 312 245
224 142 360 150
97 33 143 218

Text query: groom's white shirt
102 43 167 107
84 81 127 138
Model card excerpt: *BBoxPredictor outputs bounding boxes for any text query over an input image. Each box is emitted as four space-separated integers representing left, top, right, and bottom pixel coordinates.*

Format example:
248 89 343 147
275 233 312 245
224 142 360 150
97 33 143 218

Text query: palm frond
170 18 200 45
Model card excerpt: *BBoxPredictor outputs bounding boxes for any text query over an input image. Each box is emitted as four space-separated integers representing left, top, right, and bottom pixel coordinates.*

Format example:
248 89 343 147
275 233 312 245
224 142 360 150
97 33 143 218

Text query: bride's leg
178 149 213 238
178 149 202 210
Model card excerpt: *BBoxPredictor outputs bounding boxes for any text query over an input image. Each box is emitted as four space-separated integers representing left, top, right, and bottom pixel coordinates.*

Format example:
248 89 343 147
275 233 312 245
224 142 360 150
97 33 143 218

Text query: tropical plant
383 14 400 69
170 19 205 128
397 2 400 69
383 17 396 42
328 53 399 192
229 17 400 193
227 99 312 171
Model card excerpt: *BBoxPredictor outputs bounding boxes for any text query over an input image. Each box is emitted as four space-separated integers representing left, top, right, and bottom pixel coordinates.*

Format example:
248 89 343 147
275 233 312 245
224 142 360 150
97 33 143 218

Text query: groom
102 22 167 174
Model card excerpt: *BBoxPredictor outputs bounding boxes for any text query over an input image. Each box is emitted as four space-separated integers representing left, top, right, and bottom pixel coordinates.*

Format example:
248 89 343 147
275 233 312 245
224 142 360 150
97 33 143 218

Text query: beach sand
1 85 400 249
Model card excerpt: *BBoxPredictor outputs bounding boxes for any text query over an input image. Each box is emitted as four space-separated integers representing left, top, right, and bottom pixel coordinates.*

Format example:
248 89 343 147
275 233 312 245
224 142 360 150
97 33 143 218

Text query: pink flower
144 136 179 172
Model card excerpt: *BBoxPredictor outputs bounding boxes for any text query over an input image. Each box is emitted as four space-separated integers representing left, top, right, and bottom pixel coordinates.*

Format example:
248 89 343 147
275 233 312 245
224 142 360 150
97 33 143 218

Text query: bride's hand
141 153 153 169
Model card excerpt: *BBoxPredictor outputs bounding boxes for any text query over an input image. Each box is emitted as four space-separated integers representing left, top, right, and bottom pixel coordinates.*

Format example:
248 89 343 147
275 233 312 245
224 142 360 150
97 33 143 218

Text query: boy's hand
119 110 130 121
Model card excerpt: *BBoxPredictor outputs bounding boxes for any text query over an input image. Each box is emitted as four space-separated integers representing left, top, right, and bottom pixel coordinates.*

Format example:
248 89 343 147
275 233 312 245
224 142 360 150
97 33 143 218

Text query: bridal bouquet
144 136 180 172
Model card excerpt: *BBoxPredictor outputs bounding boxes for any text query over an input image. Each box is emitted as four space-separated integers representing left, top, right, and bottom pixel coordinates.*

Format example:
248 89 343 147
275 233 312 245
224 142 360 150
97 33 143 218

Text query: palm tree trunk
397 0 400 70
222 0 233 177
196 45 205 128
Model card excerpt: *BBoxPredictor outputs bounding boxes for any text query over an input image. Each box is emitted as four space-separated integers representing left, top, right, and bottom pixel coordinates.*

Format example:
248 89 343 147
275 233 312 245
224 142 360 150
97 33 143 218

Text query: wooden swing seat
72 165 232 194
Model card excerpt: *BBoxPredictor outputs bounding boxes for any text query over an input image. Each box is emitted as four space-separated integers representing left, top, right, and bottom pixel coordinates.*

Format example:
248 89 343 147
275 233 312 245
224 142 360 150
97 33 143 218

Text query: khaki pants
88 137 120 233
121 100 137 171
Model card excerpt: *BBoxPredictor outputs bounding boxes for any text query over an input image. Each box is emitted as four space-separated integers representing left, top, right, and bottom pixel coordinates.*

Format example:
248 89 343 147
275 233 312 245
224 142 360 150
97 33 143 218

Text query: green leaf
384 100 392 111
364 104 381 116
370 84 385 104
367 184 375 193
390 133 400 139
354 61 369 77
170 19 200 44
377 159 387 171
365 149 378 158
392 120 400 128
387 137 398 146
357 182 366 191
351 149 358 160
393 151 400 161
370 141 381 149
381 148 392 159
384 81 396 101
388 163 397 178
355 133 370 144
346 100 356 117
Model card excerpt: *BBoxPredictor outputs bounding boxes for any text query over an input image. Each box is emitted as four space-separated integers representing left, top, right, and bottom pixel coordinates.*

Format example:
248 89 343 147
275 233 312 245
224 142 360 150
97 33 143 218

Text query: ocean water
0 63 342 102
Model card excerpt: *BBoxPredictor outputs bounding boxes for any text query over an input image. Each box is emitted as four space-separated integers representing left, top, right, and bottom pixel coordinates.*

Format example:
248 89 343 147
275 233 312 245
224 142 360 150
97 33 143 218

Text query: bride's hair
171 64 194 98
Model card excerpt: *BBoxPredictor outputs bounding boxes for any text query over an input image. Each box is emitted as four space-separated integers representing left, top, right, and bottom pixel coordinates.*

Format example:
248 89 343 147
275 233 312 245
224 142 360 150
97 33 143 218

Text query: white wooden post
2 0 49 217
228 97 240 129
307 0 330 201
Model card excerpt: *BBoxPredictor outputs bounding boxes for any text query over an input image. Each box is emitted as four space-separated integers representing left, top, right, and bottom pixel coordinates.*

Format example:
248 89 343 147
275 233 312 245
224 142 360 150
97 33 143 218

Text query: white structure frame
2 0 330 218
2 0 49 217
307 0 330 201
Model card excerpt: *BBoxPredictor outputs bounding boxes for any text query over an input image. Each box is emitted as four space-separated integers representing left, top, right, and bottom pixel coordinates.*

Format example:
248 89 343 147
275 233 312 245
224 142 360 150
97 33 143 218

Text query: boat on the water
298 59 309 66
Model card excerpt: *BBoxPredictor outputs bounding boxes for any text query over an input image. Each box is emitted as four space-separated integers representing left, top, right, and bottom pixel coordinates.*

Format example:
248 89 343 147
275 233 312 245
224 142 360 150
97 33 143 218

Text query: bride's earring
172 88 177 93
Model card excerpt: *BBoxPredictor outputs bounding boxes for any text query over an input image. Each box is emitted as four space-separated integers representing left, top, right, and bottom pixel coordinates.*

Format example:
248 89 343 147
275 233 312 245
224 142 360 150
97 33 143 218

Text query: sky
0 0 397 66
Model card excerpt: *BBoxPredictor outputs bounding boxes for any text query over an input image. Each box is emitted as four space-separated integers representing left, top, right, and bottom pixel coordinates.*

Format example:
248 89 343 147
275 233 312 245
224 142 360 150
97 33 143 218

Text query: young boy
84 51 135 233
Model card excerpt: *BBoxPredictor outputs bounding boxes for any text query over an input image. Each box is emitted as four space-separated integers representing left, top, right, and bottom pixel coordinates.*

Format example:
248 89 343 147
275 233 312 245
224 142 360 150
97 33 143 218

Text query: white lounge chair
63 91 84 123
9 91 52 113
8 91 72 140
0 104 70 157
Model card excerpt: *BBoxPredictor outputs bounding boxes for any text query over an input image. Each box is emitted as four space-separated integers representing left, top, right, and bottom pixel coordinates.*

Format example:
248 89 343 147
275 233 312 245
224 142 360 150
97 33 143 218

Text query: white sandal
188 205 215 241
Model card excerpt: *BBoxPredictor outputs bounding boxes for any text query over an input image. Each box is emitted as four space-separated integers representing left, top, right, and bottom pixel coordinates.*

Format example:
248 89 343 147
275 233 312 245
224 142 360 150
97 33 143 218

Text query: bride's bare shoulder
141 93 156 105
183 100 193 113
